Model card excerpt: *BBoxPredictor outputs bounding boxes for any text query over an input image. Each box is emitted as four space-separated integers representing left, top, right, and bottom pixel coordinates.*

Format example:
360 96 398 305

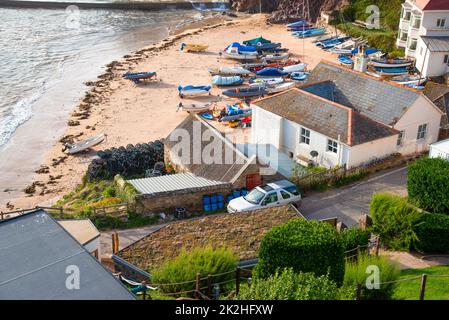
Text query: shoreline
1 13 337 212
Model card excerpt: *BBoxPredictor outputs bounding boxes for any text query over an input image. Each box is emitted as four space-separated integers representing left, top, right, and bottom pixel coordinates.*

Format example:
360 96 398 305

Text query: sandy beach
1 13 337 211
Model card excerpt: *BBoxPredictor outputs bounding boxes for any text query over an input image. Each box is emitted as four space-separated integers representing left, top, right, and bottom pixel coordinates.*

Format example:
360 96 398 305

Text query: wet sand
1 14 337 211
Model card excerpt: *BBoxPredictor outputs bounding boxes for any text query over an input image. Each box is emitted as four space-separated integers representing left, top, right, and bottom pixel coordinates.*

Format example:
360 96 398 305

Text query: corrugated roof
128 173 227 195
422 36 449 52
304 62 421 126
0 210 135 300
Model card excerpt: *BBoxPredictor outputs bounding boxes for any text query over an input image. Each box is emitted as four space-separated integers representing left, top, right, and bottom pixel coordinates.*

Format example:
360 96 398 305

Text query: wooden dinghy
63 133 106 154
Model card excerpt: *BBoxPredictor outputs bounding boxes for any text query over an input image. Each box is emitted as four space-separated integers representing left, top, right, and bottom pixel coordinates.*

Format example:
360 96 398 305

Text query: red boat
254 59 300 72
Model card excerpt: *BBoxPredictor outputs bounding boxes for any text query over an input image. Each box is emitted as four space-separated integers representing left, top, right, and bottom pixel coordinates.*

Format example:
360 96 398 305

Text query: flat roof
0 210 134 300
58 219 100 246
128 172 228 195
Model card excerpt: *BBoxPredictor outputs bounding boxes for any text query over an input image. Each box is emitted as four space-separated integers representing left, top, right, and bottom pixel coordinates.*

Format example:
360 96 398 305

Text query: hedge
255 219 345 285
340 228 370 252
235 268 346 300
370 193 421 251
408 157 449 214
414 213 449 253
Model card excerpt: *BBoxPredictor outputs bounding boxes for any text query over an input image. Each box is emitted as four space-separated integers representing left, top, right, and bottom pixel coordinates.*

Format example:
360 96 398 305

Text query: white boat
249 77 284 87
328 48 353 54
390 75 427 87
208 67 252 76
282 63 307 73
263 53 289 62
239 61 267 69
267 82 296 94
222 51 259 60
63 133 106 154
178 85 211 98
370 59 413 68
177 102 214 113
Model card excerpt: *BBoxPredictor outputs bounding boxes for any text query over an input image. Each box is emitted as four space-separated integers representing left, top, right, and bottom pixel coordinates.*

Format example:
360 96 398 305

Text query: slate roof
254 88 398 146
0 210 135 300
304 61 421 126
421 37 449 53
424 82 449 129
165 114 256 183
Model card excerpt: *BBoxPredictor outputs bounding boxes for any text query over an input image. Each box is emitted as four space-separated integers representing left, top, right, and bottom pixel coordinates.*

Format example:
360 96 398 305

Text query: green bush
340 228 370 252
255 219 345 285
408 157 449 214
414 213 449 253
235 268 343 300
151 246 237 297
343 254 400 300
370 193 421 251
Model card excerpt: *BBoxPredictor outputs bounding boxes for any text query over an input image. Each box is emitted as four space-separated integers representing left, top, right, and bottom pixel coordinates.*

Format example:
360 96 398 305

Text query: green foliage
255 219 345 285
235 268 342 300
89 212 159 230
114 174 139 203
407 157 449 214
333 170 368 188
340 228 370 252
413 213 449 253
151 246 238 296
102 184 116 198
370 193 421 251
344 254 400 300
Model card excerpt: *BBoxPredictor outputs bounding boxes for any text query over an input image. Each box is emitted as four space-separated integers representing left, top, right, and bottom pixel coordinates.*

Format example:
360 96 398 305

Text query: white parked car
227 180 302 213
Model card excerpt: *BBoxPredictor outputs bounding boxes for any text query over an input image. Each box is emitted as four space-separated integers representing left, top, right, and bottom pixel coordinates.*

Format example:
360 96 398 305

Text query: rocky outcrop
231 0 348 23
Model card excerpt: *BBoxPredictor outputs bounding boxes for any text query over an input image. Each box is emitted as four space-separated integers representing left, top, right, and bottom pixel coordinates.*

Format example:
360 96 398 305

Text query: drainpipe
338 134 343 166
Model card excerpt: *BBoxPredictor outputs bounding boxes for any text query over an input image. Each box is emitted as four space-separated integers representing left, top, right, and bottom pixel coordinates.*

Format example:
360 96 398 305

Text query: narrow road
300 166 408 227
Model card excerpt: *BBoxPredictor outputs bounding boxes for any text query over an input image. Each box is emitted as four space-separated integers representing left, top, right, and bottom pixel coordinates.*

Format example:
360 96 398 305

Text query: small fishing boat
220 112 252 122
208 66 252 76
290 72 310 81
249 77 284 87
292 28 327 38
267 82 296 94
243 37 272 46
256 67 289 77
222 87 268 98
253 59 300 72
374 67 409 76
312 34 337 43
222 51 259 60
177 102 214 113
180 43 208 52
178 85 211 98
287 20 310 28
122 71 157 84
63 133 106 155
282 63 307 73
390 75 427 87
212 75 244 87
338 55 353 65
239 61 268 70
288 25 316 32
255 42 282 52
351 47 379 56
370 58 412 68
328 48 353 55
224 42 257 54
263 53 289 62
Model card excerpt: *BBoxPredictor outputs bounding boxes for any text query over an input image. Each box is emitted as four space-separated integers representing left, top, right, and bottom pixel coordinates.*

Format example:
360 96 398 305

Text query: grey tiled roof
254 89 398 146
0 210 135 300
165 114 254 183
304 62 421 125
421 36 449 52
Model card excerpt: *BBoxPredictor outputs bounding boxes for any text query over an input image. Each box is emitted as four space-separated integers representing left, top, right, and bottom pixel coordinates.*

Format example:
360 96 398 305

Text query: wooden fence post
206 274 212 297
1 212 3 220
419 274 427 301
111 234 116 254
115 232 119 253
195 273 201 299
59 207 63 219
235 267 241 295
356 284 362 300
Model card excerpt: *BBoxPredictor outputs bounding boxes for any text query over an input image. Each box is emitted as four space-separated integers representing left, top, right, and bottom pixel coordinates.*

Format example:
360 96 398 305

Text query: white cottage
397 0 449 77
251 62 443 168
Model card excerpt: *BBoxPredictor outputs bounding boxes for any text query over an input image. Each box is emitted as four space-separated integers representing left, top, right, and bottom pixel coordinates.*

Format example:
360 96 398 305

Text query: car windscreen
285 185 300 196
244 188 265 204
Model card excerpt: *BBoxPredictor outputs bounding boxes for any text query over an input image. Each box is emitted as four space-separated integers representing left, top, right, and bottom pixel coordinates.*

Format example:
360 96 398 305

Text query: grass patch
393 266 449 300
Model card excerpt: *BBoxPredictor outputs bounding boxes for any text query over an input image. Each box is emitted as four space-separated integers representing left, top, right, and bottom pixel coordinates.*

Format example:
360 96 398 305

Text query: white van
227 180 302 213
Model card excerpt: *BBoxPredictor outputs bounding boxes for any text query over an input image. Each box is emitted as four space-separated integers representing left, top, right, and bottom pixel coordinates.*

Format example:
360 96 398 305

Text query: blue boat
292 28 326 38
222 87 268 98
256 67 289 77
290 72 310 81
178 85 212 98
212 76 244 86
287 20 310 28
338 55 353 65
374 67 409 76
317 36 350 49
122 71 157 84
351 47 379 56
225 42 257 54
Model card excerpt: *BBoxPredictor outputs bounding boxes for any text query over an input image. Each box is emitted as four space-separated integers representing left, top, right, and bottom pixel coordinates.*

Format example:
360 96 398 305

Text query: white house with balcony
251 62 443 170
397 0 449 77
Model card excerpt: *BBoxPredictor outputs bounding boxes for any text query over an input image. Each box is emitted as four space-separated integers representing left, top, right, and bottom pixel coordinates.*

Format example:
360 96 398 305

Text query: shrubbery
340 228 370 252
414 213 449 253
370 193 421 251
408 157 449 214
343 254 400 300
151 246 237 296
255 219 345 285
235 268 348 300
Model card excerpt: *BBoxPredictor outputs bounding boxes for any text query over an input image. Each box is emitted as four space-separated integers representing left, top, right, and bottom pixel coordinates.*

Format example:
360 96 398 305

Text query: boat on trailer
177 102 214 113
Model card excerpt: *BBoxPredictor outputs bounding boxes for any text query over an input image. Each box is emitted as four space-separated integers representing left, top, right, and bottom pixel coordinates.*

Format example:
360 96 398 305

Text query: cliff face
231 0 348 23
